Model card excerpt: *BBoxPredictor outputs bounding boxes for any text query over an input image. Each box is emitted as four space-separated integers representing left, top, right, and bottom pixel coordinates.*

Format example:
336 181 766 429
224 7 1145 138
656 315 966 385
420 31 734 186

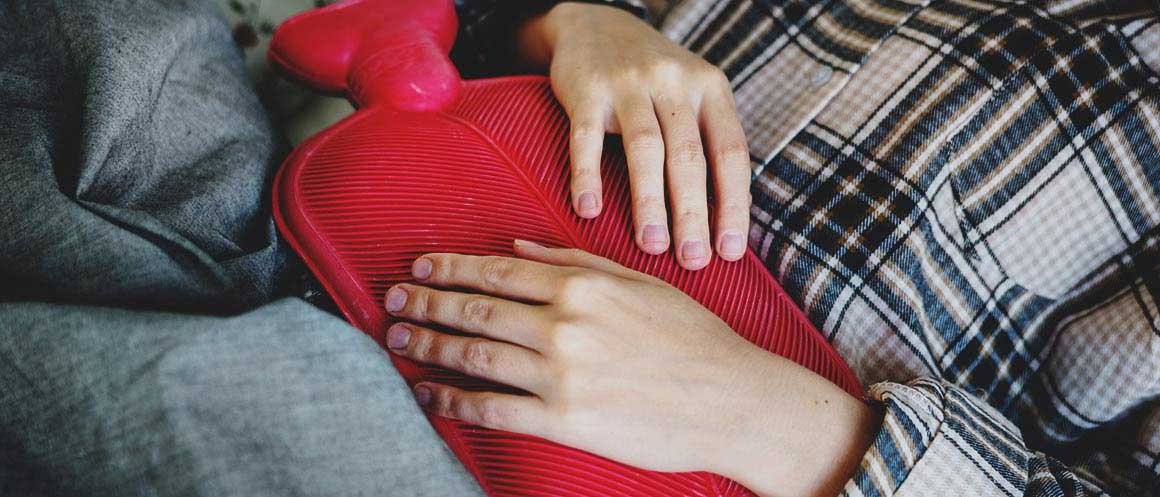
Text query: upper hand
382 241 877 497
518 3 752 270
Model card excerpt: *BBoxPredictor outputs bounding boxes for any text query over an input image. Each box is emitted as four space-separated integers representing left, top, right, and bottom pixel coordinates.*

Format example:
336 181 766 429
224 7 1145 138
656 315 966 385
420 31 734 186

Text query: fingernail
681 240 708 265
578 192 598 217
387 324 411 349
719 230 746 258
641 224 668 252
412 258 432 280
414 386 432 407
385 287 407 312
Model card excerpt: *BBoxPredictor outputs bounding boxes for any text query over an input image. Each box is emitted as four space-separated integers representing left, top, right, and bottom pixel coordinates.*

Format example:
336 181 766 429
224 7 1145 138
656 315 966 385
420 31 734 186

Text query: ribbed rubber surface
273 75 863 497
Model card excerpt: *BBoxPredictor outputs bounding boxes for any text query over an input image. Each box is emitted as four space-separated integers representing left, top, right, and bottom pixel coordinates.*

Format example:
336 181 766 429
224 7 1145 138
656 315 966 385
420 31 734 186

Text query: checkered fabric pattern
457 1 1160 495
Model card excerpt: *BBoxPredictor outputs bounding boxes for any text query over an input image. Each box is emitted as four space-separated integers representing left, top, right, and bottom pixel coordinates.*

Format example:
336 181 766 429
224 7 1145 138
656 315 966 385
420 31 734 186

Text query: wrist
514 2 637 70
515 2 586 70
514 8 555 70
714 353 879 497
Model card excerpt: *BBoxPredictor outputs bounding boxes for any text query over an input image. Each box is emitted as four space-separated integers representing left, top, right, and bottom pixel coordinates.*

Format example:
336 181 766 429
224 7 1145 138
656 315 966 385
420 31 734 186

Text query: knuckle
553 402 584 431
700 64 729 86
554 370 587 400
461 339 496 376
556 272 595 299
544 321 576 351
439 389 460 417
672 140 707 168
624 130 663 154
409 330 435 358
719 194 752 216
412 288 432 318
474 398 507 428
579 73 609 92
555 274 615 312
426 254 449 279
715 142 751 167
646 59 683 80
480 258 512 290
606 66 637 84
675 204 707 223
461 298 494 326
553 333 595 360
571 122 602 142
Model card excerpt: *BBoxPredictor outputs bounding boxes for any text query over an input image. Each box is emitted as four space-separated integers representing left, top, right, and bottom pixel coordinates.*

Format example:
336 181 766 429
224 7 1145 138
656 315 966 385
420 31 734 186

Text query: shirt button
811 66 833 87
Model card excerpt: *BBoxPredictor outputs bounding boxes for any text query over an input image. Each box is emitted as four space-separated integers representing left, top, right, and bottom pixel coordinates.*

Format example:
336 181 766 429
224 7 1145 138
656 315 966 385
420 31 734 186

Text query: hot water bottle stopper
269 1 863 495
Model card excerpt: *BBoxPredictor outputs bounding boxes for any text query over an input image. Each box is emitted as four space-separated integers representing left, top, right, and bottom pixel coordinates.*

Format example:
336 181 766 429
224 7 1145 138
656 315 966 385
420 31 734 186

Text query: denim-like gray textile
0 0 286 311
0 301 483 497
0 1 482 496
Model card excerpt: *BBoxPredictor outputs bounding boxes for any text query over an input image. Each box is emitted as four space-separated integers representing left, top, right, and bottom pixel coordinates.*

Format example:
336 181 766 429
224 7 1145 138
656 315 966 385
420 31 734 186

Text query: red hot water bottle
269 1 863 495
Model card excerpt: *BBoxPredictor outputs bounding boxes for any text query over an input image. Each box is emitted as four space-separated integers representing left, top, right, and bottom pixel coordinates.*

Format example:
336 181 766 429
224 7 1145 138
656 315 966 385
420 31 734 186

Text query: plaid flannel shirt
456 1 1160 495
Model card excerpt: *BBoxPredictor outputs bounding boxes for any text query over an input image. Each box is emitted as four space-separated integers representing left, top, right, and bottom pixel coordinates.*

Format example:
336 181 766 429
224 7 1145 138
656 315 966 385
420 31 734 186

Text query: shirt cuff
841 379 948 496
841 378 1118 496
562 0 649 20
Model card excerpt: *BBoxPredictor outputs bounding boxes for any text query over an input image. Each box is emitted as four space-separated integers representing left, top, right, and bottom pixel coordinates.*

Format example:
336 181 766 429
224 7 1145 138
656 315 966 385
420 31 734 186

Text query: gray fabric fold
0 1 483 495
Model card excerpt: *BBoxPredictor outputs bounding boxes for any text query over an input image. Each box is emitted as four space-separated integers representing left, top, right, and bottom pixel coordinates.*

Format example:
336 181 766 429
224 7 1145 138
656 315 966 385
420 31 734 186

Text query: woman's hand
383 240 878 497
517 4 752 271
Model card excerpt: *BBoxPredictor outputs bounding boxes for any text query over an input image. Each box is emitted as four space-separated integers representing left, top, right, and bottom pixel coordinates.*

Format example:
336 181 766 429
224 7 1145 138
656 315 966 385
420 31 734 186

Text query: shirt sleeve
451 0 649 78
841 379 1113 497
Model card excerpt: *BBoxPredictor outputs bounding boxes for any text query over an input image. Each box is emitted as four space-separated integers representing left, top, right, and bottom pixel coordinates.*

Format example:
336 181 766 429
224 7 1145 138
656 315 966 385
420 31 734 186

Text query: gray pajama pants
0 1 483 496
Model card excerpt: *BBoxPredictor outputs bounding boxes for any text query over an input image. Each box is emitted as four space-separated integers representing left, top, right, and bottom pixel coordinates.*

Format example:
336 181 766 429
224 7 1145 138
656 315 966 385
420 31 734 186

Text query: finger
654 96 711 270
614 92 669 254
512 239 659 284
414 383 551 436
567 99 607 219
384 284 549 349
701 85 752 261
387 322 546 393
413 253 570 303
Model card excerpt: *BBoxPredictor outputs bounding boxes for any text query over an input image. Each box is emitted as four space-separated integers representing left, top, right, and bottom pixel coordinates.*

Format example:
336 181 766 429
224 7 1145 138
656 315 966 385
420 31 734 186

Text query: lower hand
383 240 878 497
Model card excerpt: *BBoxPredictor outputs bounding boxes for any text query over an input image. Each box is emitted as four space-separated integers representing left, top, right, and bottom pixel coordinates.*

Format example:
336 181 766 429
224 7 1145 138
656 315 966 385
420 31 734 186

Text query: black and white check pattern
457 1 1160 495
